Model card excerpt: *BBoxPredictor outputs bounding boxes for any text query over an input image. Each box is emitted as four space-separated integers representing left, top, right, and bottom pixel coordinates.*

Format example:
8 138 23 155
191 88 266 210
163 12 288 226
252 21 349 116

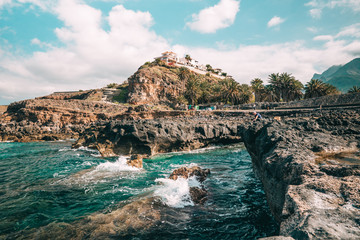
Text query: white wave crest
95 156 140 172
154 176 201 208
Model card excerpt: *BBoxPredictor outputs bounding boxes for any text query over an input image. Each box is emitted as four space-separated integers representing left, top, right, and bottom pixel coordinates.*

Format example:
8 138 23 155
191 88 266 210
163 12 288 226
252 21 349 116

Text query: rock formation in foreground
240 110 360 239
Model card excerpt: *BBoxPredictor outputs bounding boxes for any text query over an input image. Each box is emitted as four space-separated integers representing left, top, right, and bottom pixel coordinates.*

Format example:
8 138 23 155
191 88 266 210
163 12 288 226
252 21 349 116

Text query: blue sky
0 0 360 104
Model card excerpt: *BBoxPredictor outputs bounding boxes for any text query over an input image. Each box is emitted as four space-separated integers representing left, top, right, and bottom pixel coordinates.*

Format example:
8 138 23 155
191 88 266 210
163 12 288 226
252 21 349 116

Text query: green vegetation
249 73 339 103
112 83 129 103
107 83 117 88
304 79 339 99
250 73 303 102
348 86 360 93
182 73 252 105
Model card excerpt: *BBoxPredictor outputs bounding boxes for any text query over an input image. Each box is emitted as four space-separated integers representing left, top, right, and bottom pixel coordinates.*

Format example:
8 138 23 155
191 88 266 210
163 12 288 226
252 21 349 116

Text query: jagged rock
73 117 244 157
169 166 210 204
240 109 360 239
169 166 210 183
189 187 208 204
127 154 144 168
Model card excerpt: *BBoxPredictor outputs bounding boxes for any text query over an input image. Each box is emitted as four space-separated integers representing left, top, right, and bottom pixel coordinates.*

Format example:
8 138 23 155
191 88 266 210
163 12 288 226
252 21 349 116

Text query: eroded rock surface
73 117 244 157
240 109 360 239
169 166 210 182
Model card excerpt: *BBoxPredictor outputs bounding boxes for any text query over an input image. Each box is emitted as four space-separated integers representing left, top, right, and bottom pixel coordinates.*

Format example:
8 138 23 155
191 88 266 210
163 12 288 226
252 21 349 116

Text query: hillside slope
127 63 222 106
313 58 360 92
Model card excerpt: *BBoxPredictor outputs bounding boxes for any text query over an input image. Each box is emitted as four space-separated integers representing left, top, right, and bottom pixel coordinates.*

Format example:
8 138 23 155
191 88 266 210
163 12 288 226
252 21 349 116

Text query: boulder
169 166 210 204
127 154 144 168
169 166 210 183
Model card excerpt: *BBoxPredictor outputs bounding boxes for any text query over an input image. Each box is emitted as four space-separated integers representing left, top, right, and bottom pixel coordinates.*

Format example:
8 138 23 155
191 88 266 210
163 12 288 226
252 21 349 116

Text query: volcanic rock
127 154 144 168
169 166 210 183
73 117 244 157
240 109 360 239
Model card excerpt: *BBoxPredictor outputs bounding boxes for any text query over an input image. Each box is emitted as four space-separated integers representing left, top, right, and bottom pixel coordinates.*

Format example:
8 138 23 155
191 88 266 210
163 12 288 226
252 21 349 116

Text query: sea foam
154 175 201 208
95 156 140 172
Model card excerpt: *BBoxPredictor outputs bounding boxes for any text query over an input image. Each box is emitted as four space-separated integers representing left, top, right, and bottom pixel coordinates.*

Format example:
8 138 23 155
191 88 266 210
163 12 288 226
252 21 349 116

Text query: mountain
312 58 360 92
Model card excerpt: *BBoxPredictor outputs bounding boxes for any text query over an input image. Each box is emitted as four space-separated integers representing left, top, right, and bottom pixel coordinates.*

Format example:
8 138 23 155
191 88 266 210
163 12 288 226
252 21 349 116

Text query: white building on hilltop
154 51 224 78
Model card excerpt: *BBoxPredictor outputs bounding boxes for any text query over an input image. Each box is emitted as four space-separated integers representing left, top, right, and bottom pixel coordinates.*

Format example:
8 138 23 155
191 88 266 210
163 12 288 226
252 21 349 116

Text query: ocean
0 141 278 239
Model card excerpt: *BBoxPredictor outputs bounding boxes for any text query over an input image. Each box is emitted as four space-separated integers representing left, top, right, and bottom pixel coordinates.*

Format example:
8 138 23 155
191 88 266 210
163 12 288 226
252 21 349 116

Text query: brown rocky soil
0 105 7 115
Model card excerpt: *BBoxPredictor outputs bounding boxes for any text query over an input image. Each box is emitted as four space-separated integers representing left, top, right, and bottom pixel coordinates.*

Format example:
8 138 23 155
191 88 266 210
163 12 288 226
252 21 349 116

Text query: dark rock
73 117 244 157
240 109 360 239
169 166 210 205
189 187 207 204
169 166 210 183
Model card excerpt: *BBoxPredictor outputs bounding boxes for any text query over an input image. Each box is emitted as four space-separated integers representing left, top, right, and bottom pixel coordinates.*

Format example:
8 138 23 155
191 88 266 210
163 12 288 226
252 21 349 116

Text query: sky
0 0 360 104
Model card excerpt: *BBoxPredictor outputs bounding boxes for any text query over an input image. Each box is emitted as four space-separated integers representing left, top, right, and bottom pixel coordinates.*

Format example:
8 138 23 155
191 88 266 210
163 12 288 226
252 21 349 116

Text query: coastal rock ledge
240 110 360 239
73 117 244 157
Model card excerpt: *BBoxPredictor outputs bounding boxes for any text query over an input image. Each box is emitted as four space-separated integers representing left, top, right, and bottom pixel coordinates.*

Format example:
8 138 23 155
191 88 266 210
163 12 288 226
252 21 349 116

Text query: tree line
179 68 360 106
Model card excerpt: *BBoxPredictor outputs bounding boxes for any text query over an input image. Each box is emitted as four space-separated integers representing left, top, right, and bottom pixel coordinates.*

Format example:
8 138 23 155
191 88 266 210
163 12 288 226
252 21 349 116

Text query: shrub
113 88 129 103
107 83 117 88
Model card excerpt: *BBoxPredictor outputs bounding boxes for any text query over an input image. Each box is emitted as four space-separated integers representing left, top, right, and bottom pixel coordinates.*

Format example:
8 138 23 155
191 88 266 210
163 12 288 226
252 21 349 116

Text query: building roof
162 51 177 55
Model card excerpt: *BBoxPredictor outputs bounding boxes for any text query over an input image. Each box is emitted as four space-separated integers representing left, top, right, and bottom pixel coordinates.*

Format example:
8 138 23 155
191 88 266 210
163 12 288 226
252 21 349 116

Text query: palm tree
198 81 212 104
304 79 339 99
250 78 264 102
262 85 279 102
268 73 282 101
237 84 253 104
185 75 201 105
185 54 192 62
348 86 360 93
220 78 241 104
268 72 303 102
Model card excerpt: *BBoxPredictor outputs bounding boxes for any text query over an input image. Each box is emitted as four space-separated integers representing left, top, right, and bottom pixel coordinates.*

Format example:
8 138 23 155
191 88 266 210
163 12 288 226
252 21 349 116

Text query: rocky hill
313 58 360 92
127 63 222 106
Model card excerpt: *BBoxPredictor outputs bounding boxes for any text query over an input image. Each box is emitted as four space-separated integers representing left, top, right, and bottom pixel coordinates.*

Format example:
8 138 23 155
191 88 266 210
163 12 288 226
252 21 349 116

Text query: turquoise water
0 141 278 239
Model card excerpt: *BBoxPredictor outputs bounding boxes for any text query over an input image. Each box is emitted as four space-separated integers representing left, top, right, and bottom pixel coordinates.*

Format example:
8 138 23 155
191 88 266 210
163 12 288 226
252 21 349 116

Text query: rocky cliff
240 110 360 239
73 116 245 157
0 98 128 142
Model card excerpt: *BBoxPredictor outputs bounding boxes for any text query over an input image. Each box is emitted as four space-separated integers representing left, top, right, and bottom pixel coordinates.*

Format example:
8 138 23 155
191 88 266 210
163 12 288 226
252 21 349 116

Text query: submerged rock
169 166 210 183
127 154 144 168
169 166 210 204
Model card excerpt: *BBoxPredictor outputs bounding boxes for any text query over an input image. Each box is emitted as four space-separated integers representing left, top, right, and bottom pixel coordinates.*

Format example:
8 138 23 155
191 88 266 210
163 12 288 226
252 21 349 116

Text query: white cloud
186 0 240 34
267 16 285 28
0 0 11 8
0 0 170 104
313 35 334 41
307 27 319 33
336 23 360 38
306 0 360 18
188 39 359 85
0 0 56 10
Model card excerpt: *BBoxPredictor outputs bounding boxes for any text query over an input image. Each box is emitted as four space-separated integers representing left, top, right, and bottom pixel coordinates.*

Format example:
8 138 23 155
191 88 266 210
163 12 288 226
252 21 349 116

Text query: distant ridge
312 58 360 92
